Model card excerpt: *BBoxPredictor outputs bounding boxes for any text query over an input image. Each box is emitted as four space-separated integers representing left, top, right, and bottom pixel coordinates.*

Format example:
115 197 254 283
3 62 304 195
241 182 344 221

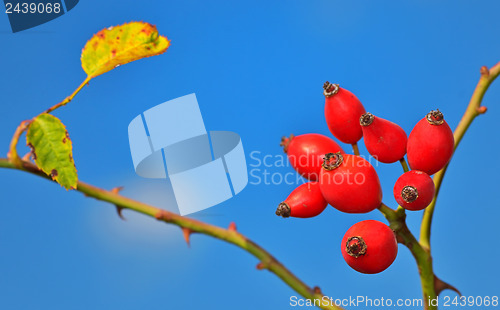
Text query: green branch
0 158 342 310
378 203 436 309
420 62 500 250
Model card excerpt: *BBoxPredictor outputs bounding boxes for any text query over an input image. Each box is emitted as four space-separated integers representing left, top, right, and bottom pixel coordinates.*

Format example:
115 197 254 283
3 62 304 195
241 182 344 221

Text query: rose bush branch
0 158 342 310
44 76 91 114
7 120 31 168
7 77 90 170
378 203 439 310
1 22 346 310
377 62 500 309
2 19 498 310
420 62 500 250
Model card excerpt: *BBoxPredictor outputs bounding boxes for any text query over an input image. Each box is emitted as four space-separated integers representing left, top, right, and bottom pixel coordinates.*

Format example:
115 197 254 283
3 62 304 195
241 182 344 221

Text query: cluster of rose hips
276 82 454 274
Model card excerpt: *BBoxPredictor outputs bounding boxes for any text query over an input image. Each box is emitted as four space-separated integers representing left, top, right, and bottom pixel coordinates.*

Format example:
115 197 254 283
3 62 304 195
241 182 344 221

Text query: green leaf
26 114 77 190
81 21 170 79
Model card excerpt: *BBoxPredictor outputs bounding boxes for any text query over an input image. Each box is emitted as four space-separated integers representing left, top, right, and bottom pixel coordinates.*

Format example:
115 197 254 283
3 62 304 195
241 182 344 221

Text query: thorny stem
420 62 500 251
44 76 91 114
3 63 497 310
0 158 343 310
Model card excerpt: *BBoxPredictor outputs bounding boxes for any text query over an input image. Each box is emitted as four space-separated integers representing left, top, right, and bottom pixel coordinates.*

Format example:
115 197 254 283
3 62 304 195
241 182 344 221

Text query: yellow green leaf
26 114 78 190
81 21 169 79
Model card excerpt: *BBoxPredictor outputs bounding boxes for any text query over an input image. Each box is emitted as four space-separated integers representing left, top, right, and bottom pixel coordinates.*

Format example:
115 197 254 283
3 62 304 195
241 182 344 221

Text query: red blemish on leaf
81 22 169 78
62 138 66 144
50 169 58 178
69 154 73 162
141 27 153 36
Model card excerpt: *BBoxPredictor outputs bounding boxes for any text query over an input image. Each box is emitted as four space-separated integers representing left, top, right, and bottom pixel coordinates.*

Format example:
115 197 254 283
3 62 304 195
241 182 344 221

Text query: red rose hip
324 82 366 144
360 113 408 163
341 220 398 274
393 170 435 211
281 133 344 181
407 110 454 175
276 182 328 218
319 152 382 213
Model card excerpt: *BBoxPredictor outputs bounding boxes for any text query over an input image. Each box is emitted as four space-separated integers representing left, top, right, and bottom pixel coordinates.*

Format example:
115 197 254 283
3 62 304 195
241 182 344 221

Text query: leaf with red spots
26 114 78 190
81 22 169 79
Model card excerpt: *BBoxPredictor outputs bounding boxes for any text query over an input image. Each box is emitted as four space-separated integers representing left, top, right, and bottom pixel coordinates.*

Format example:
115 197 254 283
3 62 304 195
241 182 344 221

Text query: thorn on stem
256 262 267 270
111 186 124 194
228 222 237 231
477 106 487 114
435 275 462 296
154 210 171 221
115 205 126 220
313 286 322 295
22 151 32 162
480 66 490 77
182 227 192 247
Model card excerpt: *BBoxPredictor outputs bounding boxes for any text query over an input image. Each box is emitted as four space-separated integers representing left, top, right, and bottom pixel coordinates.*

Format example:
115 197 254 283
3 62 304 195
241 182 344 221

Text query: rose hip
281 133 344 181
341 220 398 274
276 182 328 218
324 82 366 144
360 112 408 164
319 152 382 213
407 110 454 175
393 170 435 211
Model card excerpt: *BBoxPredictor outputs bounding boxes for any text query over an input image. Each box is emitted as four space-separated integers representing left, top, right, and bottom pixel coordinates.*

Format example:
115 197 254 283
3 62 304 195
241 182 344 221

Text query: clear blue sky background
1 1 499 309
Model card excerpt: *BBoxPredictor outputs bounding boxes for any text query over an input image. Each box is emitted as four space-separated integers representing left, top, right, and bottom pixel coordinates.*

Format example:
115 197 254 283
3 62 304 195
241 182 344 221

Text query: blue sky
0 1 499 309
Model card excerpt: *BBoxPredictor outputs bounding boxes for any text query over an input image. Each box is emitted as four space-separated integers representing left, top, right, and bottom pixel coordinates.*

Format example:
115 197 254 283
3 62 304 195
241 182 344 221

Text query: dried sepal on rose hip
341 220 398 274
276 182 328 218
319 152 382 213
323 82 366 144
407 109 454 175
281 133 344 181
393 170 435 211
360 112 408 164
